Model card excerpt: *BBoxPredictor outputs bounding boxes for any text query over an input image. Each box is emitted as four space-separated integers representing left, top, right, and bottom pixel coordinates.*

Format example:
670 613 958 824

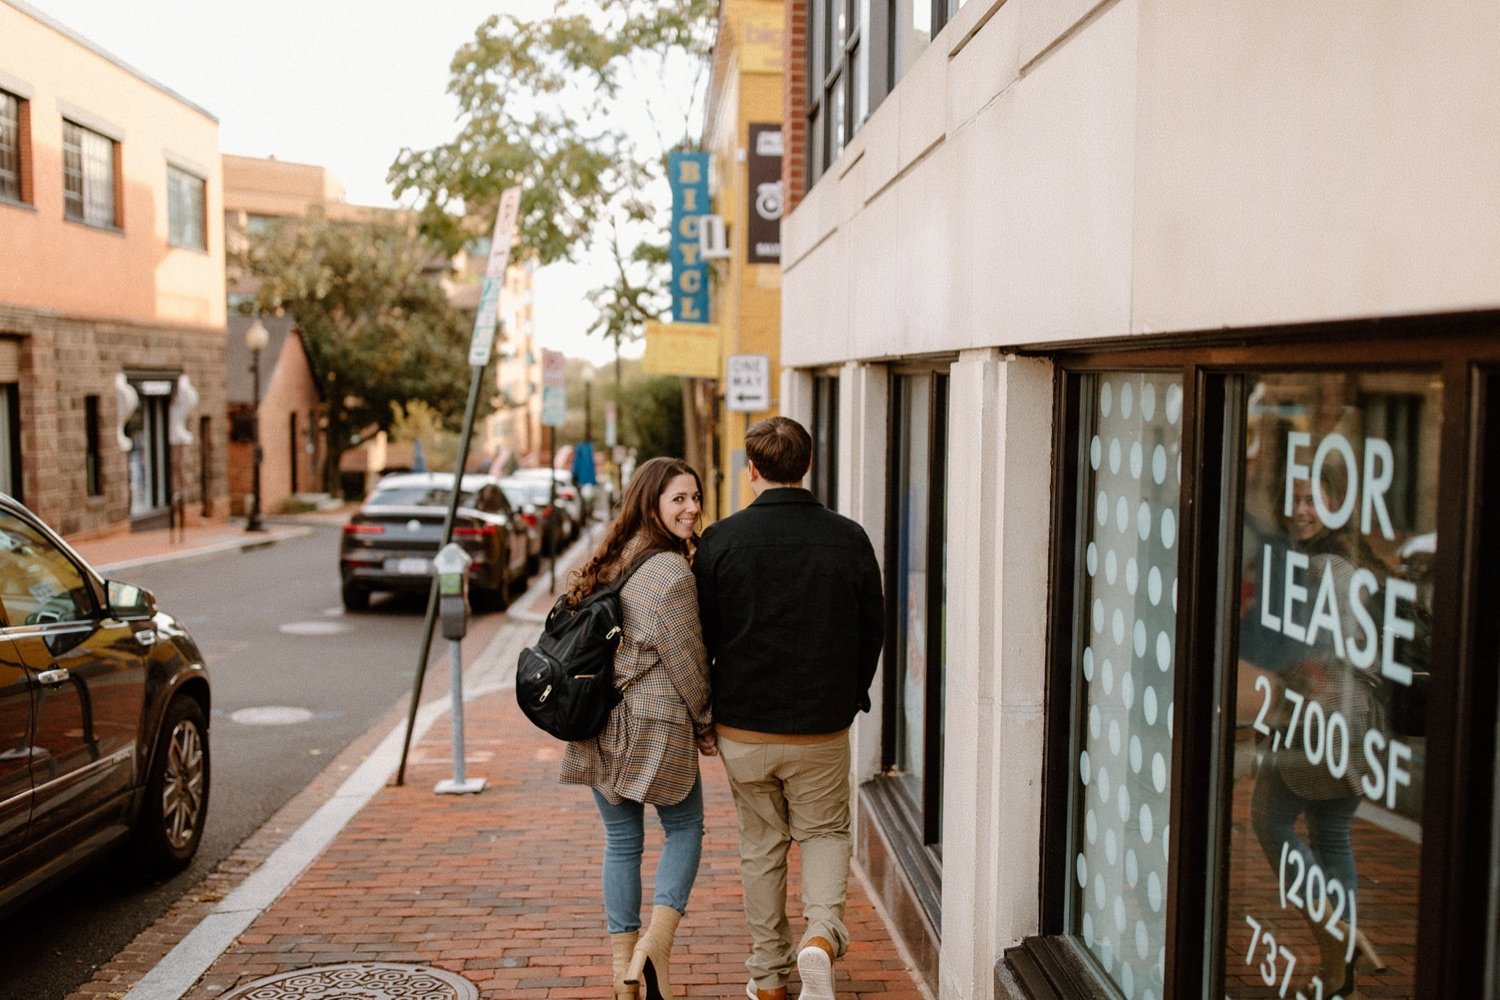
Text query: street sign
467 187 521 368
726 354 771 412
540 349 566 427
467 277 500 367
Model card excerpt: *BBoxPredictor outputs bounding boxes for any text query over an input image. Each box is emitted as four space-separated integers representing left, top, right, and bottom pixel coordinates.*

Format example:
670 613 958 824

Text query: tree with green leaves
389 0 716 354
236 217 481 495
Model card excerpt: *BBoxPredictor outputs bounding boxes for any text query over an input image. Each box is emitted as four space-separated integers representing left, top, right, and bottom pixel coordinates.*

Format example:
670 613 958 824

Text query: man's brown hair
745 416 812 485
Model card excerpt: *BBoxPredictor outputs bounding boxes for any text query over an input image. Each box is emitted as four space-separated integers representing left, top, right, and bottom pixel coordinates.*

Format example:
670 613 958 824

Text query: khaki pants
718 732 852 990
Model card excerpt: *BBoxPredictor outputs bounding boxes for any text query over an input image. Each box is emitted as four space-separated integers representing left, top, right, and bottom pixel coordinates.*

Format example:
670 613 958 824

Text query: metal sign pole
393 187 518 787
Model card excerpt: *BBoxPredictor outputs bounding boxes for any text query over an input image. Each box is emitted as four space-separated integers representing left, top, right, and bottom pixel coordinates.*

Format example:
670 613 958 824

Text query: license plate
387 558 431 575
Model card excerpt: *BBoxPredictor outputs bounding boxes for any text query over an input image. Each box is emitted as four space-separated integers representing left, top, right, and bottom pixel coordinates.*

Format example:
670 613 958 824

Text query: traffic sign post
726 354 771 412
395 188 519 787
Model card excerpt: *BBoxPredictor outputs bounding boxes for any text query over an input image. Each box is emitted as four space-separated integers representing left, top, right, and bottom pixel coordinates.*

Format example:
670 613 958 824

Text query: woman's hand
695 732 718 757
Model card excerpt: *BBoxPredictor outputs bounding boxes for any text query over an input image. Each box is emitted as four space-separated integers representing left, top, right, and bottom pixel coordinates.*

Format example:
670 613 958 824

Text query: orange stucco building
0 0 227 534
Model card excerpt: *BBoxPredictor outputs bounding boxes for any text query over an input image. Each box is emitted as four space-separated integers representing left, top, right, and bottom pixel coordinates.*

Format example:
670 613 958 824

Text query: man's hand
695 732 719 757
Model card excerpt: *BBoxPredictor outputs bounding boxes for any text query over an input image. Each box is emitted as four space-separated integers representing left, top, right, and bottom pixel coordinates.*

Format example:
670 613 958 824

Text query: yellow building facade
649 0 785 520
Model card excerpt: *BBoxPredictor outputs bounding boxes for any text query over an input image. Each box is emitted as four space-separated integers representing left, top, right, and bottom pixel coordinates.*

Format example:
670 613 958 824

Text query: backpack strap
606 548 668 593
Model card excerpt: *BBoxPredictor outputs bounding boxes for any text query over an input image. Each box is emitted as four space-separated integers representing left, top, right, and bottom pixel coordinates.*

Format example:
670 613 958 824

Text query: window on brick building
167 164 206 250
0 89 30 205
807 0 869 183
62 120 119 229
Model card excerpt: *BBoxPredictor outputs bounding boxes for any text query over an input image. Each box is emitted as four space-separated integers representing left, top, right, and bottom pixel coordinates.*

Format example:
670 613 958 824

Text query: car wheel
131 695 210 876
341 582 370 612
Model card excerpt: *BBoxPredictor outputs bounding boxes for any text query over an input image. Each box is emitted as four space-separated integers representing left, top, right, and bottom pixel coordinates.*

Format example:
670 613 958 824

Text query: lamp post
245 317 269 532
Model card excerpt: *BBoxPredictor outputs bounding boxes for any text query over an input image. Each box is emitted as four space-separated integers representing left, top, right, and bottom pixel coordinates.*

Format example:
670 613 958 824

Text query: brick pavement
62 524 930 1000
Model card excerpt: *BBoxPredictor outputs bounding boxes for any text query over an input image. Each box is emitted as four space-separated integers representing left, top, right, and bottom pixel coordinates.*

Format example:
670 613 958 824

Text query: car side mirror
107 579 156 620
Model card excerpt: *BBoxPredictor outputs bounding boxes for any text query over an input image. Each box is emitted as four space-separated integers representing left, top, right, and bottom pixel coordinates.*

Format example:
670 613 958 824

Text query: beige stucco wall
780 2 1500 999
0 2 225 329
783 0 1500 366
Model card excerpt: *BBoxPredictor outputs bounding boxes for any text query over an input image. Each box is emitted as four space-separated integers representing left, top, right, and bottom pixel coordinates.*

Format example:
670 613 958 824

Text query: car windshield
366 486 474 508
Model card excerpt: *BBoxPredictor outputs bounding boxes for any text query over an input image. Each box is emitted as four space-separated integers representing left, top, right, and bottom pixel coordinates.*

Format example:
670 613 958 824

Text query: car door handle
37 668 69 685
135 629 157 647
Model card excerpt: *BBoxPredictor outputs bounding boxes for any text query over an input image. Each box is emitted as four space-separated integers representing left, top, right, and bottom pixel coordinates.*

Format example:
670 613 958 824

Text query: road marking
227 707 316 726
278 621 351 636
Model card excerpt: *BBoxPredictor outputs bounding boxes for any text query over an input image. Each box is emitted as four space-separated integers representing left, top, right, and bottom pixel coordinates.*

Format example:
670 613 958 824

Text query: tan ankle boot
610 930 639 999
625 904 682 1000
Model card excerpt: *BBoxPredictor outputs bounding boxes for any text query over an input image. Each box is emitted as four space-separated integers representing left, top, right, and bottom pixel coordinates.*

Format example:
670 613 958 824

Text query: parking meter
434 543 472 640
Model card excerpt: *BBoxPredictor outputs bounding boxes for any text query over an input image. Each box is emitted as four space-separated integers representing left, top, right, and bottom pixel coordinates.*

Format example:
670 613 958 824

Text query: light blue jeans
592 775 705 933
1252 763 1362 905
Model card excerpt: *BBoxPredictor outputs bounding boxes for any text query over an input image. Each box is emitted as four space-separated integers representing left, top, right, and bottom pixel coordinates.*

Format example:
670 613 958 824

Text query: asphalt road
0 524 490 1000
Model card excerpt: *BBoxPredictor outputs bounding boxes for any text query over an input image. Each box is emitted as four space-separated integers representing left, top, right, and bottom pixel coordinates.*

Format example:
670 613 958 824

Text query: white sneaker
745 980 757 1000
795 943 835 1000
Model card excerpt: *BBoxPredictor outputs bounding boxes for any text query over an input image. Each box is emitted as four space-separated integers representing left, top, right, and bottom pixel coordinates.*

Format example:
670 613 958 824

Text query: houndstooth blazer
559 537 712 806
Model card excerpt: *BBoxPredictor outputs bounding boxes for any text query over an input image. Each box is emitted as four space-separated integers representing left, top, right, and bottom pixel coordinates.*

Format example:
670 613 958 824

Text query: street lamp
245 317 269 532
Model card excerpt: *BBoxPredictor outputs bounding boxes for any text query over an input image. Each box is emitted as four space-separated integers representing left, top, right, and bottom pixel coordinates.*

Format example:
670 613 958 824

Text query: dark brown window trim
1007 316 1500 998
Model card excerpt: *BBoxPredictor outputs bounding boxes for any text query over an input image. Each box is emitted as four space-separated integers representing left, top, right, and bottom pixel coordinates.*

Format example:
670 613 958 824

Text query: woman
558 457 716 1000
1250 470 1386 995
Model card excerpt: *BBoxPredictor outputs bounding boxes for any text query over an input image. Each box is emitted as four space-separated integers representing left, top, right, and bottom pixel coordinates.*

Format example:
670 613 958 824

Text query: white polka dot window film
1073 374 1182 1000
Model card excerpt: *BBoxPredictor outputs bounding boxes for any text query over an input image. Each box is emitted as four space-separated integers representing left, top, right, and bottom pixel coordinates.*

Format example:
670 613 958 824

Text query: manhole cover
280 621 351 636
229 706 316 726
222 962 478 999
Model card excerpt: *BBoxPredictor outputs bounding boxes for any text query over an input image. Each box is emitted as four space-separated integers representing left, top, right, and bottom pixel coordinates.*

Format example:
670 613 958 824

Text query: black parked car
338 473 531 612
0 494 211 917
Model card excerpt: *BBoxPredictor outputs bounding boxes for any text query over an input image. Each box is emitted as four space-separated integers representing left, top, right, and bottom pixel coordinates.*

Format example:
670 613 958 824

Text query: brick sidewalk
69 608 929 999
182 622 926 998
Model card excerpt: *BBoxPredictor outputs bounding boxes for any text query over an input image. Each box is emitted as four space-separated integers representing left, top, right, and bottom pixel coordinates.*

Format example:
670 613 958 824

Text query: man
694 416 884 1000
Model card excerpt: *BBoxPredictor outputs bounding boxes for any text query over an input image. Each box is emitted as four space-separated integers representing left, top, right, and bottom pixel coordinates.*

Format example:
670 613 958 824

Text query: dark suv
0 494 211 916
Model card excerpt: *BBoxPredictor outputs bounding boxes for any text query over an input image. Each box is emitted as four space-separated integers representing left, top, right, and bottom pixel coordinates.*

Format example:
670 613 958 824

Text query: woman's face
1289 485 1329 542
657 473 701 541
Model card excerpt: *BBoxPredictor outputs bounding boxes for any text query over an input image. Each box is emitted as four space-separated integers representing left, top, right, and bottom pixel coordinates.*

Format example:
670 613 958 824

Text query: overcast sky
28 0 638 366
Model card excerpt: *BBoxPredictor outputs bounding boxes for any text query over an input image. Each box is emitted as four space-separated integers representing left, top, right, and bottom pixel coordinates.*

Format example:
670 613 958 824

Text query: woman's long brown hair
564 457 703 605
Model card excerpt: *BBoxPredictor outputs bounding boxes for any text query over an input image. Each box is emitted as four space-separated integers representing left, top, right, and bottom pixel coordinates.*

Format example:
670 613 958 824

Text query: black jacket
694 487 883 735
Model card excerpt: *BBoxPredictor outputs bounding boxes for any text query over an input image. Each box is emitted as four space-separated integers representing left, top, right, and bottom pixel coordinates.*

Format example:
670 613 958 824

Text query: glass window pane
895 375 932 805
831 72 847 161
81 128 114 227
1069 373 1184 1000
0 91 18 200
168 166 206 249
62 122 83 220
1222 372 1435 999
0 512 93 626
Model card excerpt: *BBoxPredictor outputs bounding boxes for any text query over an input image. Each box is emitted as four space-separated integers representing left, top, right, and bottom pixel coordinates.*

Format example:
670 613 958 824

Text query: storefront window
887 370 948 849
811 373 840 510
1068 373 1183 1000
1222 372 1436 999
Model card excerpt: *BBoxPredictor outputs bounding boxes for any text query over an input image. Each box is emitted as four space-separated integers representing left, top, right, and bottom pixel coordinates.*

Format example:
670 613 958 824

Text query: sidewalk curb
92 525 313 574
119 621 525 1000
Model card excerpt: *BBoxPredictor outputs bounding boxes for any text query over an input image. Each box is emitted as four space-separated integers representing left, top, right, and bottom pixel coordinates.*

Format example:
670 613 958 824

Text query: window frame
166 163 207 250
811 371 841 510
806 0 866 185
0 87 31 206
61 119 121 230
1004 318 1500 999
865 362 951 929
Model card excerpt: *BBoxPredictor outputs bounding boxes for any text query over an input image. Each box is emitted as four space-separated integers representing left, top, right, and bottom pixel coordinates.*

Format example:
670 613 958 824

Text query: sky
27 0 643 367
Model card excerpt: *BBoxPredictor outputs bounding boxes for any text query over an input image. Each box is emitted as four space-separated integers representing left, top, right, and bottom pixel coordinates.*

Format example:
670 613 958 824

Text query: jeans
592 775 705 934
1252 762 1362 906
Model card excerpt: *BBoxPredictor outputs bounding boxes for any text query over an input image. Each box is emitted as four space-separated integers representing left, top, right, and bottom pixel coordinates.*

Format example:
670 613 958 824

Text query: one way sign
726 354 771 412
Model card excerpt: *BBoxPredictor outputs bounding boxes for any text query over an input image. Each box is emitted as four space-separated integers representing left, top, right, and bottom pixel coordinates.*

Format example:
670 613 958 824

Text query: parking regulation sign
726 354 771 412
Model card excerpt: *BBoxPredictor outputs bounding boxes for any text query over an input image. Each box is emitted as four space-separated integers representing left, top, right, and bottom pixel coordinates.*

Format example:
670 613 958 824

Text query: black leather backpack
515 550 662 741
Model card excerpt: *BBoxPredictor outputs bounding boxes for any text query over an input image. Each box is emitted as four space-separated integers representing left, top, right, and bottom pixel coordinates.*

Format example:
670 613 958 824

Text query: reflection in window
0 512 92 626
1222 372 1435 999
812 375 840 510
888 371 947 849
1068 373 1183 999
